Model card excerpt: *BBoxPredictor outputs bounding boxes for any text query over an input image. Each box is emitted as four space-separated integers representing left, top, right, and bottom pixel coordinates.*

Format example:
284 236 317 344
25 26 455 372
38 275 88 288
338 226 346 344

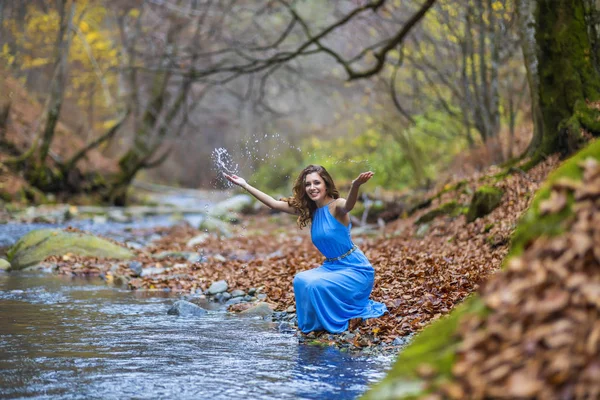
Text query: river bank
0 156 560 357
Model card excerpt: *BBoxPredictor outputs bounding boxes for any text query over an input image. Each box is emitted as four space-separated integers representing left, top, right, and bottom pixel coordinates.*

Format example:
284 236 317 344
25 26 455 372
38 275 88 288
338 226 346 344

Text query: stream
0 193 394 399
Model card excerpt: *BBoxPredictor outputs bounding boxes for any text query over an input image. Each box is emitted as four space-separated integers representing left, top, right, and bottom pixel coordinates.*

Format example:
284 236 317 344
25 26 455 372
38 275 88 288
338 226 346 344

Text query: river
0 200 394 399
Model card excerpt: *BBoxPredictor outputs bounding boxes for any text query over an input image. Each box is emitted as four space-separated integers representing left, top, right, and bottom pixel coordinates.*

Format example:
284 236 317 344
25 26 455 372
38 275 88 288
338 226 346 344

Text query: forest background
0 0 598 206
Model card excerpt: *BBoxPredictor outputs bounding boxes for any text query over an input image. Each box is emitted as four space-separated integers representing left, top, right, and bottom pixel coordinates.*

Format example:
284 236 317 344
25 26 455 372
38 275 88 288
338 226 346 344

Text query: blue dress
293 202 388 333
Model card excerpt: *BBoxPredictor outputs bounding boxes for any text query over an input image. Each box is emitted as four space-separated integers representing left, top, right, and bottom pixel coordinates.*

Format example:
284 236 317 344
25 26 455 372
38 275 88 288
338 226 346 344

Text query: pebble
207 280 228 295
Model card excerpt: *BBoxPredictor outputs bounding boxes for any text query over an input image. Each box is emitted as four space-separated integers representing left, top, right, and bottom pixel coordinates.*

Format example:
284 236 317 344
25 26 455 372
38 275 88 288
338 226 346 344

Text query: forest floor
38 153 561 355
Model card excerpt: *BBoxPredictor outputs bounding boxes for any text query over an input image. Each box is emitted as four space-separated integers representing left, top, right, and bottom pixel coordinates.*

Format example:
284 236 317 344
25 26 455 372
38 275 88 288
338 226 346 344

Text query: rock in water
7 229 134 270
207 280 228 295
239 302 274 317
167 300 207 317
0 258 11 270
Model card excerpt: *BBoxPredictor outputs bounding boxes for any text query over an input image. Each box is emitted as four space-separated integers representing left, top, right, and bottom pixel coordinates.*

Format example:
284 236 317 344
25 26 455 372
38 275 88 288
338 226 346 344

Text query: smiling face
304 172 328 203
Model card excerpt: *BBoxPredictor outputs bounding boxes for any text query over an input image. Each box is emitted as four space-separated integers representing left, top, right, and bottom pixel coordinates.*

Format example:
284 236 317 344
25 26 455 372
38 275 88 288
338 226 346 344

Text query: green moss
7 229 134 270
362 296 487 400
363 141 600 400
415 201 461 225
466 186 504 223
508 139 600 259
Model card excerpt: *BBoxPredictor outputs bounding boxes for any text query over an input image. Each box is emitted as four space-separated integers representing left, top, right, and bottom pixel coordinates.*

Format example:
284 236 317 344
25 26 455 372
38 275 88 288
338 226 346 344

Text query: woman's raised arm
223 173 297 215
338 171 374 214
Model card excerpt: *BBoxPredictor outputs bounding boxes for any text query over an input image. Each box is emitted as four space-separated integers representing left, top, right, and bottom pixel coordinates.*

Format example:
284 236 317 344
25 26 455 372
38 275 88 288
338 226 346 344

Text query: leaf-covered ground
419 157 600 399
48 156 559 352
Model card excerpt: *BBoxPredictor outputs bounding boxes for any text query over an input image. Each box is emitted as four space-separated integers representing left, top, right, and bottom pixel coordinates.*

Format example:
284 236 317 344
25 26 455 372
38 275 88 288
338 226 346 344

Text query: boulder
210 194 253 218
466 186 504 223
0 258 10 270
6 229 134 270
167 300 207 317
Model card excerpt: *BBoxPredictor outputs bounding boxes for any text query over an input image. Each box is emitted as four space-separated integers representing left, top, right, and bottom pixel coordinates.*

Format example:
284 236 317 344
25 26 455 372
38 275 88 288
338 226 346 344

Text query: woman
224 165 387 333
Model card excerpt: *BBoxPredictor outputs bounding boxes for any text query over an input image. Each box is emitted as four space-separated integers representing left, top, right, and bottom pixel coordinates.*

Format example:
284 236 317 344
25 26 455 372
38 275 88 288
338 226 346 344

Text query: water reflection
0 272 391 399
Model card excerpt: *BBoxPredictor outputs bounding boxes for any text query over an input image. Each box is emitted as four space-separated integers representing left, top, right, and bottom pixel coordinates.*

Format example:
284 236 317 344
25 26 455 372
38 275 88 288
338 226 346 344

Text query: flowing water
0 273 391 399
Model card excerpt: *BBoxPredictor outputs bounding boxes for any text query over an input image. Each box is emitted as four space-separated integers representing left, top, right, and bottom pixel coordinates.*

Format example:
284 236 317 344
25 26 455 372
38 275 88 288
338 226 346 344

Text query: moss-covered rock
362 140 600 400
6 229 135 270
465 186 504 223
415 201 462 225
0 258 11 270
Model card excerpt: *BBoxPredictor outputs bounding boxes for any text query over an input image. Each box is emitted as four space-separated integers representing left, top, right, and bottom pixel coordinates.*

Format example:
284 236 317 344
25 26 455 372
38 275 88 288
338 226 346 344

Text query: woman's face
304 172 327 202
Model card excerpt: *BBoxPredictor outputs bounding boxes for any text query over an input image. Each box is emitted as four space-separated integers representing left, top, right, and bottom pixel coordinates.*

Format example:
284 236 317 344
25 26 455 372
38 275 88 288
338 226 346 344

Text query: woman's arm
223 173 297 215
337 171 374 215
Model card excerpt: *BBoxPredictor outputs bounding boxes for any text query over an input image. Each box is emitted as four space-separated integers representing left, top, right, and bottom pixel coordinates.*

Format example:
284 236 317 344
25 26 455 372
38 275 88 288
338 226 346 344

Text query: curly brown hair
283 165 340 229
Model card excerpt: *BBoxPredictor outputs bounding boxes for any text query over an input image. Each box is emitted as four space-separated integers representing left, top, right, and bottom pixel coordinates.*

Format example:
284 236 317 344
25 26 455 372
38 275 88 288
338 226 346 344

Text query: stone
128 261 143 277
198 217 232 237
7 229 134 270
221 292 232 302
224 297 245 306
230 289 245 298
0 258 11 270
167 300 207 317
257 293 267 300
248 288 257 296
209 194 253 217
186 233 211 248
207 280 228 295
140 266 166 277
466 186 504 223
239 302 274 317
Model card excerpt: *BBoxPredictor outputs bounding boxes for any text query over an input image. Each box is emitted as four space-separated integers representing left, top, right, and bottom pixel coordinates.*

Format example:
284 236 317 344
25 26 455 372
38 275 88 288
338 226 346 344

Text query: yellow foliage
128 9 141 18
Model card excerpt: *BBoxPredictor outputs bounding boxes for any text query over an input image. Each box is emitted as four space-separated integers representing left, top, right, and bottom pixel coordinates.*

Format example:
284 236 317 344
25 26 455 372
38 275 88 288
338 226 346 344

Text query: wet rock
198 217 232 237
248 288 257 296
0 258 11 270
153 251 198 262
230 289 245 298
239 302 274 317
225 297 245 306
210 194 253 217
212 254 226 262
6 229 134 270
107 210 130 223
128 261 143 277
221 292 232 302
207 280 228 295
167 300 207 317
186 233 211 248
140 266 166 277
278 322 295 333
125 241 144 250
243 295 256 302
257 293 267 300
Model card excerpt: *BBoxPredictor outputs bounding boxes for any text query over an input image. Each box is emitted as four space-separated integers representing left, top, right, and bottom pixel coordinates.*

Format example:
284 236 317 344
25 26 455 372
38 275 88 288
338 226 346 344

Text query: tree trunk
534 0 600 158
516 0 545 157
36 0 75 167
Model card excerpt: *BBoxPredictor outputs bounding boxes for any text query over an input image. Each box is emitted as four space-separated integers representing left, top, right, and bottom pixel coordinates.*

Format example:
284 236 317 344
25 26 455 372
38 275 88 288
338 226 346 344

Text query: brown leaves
433 157 600 398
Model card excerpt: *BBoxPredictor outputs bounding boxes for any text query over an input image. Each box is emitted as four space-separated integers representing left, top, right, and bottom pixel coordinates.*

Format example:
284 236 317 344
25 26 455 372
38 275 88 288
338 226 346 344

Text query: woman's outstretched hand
352 171 374 187
223 173 247 188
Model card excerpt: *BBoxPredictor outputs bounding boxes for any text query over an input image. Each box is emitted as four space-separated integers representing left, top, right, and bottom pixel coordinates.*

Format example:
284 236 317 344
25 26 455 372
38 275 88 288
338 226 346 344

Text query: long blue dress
293 202 388 333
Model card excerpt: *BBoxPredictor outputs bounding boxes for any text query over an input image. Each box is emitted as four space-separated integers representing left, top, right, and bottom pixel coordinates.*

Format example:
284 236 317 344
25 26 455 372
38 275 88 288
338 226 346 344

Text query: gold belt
325 244 358 263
